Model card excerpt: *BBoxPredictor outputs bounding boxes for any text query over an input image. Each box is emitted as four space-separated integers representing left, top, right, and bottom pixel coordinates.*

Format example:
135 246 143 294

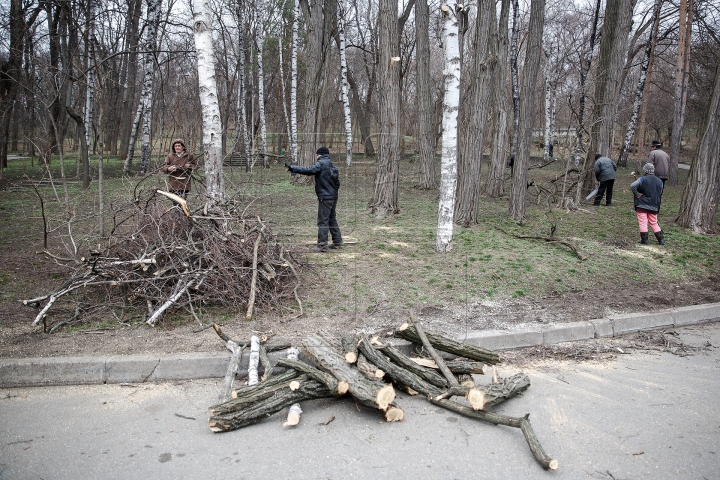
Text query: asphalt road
1 323 718 480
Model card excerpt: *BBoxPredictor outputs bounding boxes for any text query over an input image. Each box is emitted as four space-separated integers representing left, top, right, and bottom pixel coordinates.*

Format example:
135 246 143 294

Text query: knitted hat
172 138 186 149
316 146 330 155
643 163 655 174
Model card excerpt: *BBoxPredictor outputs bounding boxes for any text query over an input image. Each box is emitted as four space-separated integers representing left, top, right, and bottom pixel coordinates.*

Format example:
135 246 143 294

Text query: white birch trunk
338 0 353 167
543 51 551 162
278 34 292 160
234 2 251 169
193 0 225 205
290 0 299 164
283 347 302 426
123 104 143 174
255 0 268 168
84 22 95 154
139 0 161 175
436 4 461 253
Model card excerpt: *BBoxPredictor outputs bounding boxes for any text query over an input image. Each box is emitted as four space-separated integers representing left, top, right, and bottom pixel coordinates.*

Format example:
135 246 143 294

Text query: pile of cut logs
208 319 558 471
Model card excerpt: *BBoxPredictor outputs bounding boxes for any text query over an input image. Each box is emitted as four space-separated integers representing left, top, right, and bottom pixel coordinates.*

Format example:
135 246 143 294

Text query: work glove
284 162 293 173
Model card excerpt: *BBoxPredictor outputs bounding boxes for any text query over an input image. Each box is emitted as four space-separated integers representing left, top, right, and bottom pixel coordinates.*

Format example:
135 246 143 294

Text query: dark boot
638 232 649 244
654 231 665 245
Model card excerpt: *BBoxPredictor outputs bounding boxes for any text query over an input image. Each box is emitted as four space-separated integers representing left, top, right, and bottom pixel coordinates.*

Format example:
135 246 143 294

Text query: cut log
283 404 303 427
356 353 385 380
302 335 399 418
410 357 488 375
209 370 300 416
433 373 530 409
396 323 500 364
275 357 349 395
259 344 272 381
407 315 459 387
377 344 448 388
218 340 244 403
209 377 332 432
247 336 260 385
341 333 359 364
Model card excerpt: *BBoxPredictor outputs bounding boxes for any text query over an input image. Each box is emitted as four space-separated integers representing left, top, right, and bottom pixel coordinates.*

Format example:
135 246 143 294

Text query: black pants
317 198 342 245
594 180 614 205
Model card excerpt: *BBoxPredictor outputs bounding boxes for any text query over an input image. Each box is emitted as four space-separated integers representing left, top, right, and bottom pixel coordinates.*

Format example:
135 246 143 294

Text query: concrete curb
2 303 719 388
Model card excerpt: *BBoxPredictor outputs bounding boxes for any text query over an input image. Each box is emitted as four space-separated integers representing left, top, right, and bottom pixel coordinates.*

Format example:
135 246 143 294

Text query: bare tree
669 0 693 185
509 0 546 222
139 0 163 175
337 0 353 167
414 0 437 189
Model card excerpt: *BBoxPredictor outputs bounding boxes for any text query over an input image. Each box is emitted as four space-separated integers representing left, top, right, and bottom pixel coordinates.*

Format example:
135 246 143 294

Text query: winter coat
162 140 197 192
594 156 617 182
290 154 340 200
631 173 664 213
648 148 669 180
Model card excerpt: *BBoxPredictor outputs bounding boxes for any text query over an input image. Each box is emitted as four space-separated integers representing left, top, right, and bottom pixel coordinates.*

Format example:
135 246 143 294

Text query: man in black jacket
286 147 343 252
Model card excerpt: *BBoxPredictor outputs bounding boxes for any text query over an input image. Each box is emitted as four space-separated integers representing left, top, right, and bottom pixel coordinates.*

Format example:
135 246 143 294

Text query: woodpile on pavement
208 319 558 471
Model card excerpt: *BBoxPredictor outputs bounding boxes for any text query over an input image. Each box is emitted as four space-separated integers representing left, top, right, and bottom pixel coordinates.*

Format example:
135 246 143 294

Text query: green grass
1 151 719 327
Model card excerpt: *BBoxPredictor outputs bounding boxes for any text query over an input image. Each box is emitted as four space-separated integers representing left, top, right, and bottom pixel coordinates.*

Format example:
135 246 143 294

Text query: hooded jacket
290 154 340 200
594 156 617 182
162 138 197 191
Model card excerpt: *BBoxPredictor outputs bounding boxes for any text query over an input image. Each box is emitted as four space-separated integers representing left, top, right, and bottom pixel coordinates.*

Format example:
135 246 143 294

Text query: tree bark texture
509 0 545 222
396 323 500 364
415 0 438 189
193 0 225 204
370 0 402 216
455 0 496 226
436 3 461 252
139 0 162 175
118 0 143 162
676 62 720 234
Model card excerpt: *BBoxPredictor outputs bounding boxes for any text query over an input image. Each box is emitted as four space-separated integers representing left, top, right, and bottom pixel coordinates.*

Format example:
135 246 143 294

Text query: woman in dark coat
161 138 197 198
631 163 665 245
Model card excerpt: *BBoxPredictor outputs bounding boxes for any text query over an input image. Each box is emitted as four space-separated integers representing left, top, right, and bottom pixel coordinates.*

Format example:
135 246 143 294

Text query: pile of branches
208 318 558 471
21 190 302 330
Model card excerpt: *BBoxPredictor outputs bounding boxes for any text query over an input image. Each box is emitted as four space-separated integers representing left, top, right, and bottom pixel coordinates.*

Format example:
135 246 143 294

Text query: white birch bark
283 347 302 426
247 335 260 386
84 0 95 154
139 0 162 175
278 33 292 160
193 0 225 204
436 4 461 253
543 50 551 162
338 0 353 167
255 0 268 168
123 103 143 174
290 0 299 165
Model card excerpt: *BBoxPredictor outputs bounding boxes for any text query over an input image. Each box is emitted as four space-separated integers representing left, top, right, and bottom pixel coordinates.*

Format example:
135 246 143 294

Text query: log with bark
395 323 501 364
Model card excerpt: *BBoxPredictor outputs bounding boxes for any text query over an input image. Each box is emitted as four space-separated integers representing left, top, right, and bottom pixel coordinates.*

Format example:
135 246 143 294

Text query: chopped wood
356 353 385 380
247 336 260 386
289 380 300 391
275 357 348 395
408 313 459 387
210 370 301 416
378 345 448 388
258 344 272 382
341 334 359 364
218 339 244 403
396 323 500 364
282 404 303 427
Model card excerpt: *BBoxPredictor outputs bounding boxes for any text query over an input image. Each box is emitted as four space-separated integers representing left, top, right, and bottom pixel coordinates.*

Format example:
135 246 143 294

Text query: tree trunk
508 0 520 160
676 62 720 234
455 0 496 226
118 0 142 161
618 0 662 168
415 0 437 189
669 0 693 185
193 0 225 205
396 323 500 364
290 0 299 164
509 0 545 222
485 0 510 197
139 0 162 175
578 0 637 200
255 0 268 168
436 3 461 252
574 0 602 168
337 1 353 167
234 1 251 169
370 0 402 216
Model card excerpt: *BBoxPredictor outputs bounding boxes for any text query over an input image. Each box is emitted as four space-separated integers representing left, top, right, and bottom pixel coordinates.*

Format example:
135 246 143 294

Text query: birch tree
436 3 461 253
574 0 602 167
618 0 662 168
669 0 693 185
337 0 353 167
676 62 720 234
255 0 269 168
509 0 545 222
290 0 299 164
84 0 95 159
139 0 162 175
234 0 251 169
193 0 225 205
118 0 143 162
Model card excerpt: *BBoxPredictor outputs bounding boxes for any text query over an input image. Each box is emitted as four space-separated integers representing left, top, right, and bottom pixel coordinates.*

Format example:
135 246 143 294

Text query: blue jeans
317 198 342 245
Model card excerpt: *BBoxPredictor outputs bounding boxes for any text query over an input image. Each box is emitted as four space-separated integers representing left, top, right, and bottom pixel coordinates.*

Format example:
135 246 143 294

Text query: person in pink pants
630 163 665 245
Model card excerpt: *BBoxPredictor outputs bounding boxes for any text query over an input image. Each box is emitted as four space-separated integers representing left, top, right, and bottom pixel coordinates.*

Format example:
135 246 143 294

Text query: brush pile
21 190 303 330
208 319 558 471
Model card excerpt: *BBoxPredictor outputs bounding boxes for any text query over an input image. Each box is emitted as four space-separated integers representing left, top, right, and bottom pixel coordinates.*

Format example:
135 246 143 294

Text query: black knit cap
316 146 330 155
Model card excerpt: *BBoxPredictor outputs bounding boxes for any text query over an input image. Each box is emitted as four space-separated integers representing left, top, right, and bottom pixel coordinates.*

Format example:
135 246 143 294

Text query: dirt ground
2 242 718 359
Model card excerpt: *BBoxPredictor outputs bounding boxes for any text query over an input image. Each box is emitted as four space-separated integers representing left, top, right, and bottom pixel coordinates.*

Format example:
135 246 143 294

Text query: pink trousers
636 210 661 233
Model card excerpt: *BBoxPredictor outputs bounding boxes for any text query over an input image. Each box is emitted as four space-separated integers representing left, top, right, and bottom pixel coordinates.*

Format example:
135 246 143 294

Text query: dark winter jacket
648 148 669 180
594 156 617 182
290 154 340 200
631 173 664 213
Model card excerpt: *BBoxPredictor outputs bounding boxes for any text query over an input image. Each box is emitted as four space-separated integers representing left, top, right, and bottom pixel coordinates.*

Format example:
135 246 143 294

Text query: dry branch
396 324 500 364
